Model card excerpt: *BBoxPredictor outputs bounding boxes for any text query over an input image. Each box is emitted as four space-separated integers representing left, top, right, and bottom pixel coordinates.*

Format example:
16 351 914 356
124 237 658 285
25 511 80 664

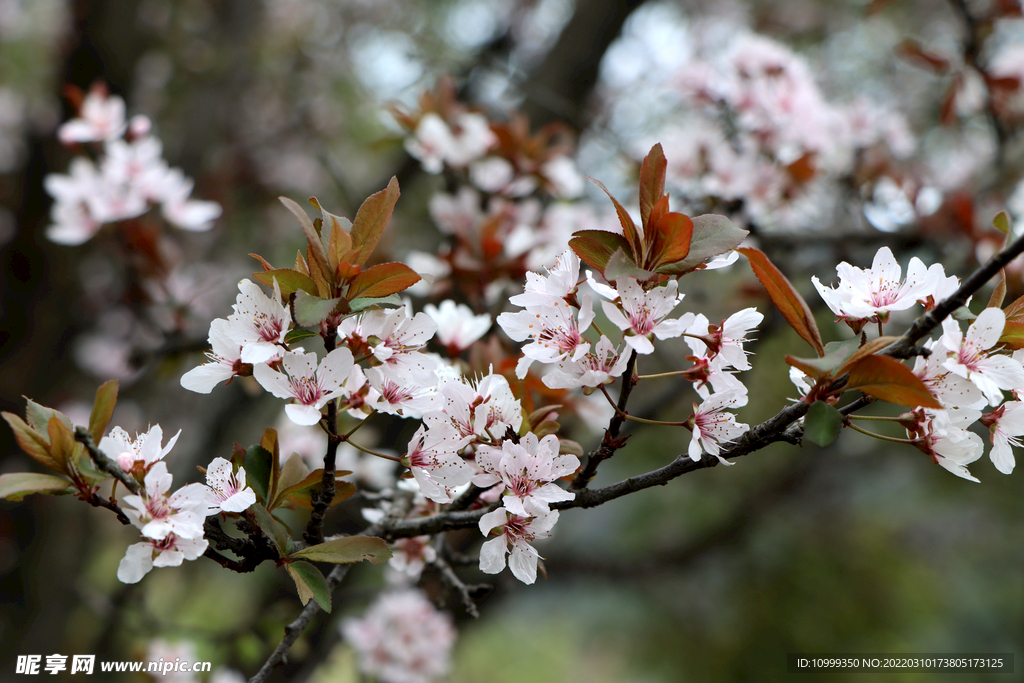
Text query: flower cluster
100 426 255 583
812 247 1024 481
45 86 221 245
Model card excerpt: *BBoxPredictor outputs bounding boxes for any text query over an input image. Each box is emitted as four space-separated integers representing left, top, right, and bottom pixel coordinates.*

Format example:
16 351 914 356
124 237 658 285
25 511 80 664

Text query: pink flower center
253 313 283 342
289 375 324 406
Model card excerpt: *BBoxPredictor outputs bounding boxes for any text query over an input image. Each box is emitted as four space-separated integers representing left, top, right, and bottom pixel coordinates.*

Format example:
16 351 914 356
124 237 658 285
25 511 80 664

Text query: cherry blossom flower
601 277 688 354
58 88 126 143
982 401 1024 474
911 339 984 409
405 113 454 174
478 508 559 585
423 371 523 440
388 536 437 579
366 366 437 418
509 250 582 308
684 308 764 371
341 308 437 383
497 296 594 379
180 319 245 394
253 348 355 425
98 424 180 477
202 457 256 513
121 462 209 540
227 279 290 364
423 300 491 354
542 335 630 390
939 308 1024 406
688 391 749 464
904 408 984 482
403 424 474 503
341 589 456 683
811 247 936 324
473 433 578 516
117 533 208 584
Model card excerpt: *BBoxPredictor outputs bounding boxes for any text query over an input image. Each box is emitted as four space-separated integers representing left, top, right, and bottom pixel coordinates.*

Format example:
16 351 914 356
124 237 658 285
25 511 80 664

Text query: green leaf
252 503 289 555
349 177 400 267
285 561 331 612
272 469 356 510
89 380 118 444
997 321 1024 350
568 230 632 276
0 473 72 501
804 401 843 447
253 268 318 297
785 337 861 380
738 247 824 356
604 248 654 283
346 262 421 300
244 445 273 503
25 399 72 434
349 294 405 313
638 143 667 232
284 329 321 344
844 355 942 409
288 536 392 565
993 210 1010 234
280 196 332 281
293 289 341 327
658 214 748 274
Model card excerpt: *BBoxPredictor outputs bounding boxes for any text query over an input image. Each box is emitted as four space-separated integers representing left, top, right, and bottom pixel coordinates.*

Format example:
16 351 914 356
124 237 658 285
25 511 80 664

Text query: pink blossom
98 424 180 476
601 277 688 354
121 462 209 540
202 457 256 513
58 88 126 143
117 533 208 584
542 335 630 390
479 507 559 584
939 308 1024 405
253 348 355 425
341 589 456 683
473 433 578 516
423 300 491 354
180 318 245 394
983 401 1024 475
688 391 749 464
226 278 290 364
404 424 474 504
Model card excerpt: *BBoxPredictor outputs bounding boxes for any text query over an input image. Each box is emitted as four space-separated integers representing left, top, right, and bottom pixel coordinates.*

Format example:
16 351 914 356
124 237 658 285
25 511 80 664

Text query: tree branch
73 427 140 495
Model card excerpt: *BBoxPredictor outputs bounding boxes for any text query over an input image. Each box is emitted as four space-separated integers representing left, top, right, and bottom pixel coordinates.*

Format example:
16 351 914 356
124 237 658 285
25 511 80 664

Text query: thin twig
73 427 140 495
571 350 638 490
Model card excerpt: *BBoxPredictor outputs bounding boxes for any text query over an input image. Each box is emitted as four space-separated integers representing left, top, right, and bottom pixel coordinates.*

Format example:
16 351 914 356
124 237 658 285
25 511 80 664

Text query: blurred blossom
342 588 456 683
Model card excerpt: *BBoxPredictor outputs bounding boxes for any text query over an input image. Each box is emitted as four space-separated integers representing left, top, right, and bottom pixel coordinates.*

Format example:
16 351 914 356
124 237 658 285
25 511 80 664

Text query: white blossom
478 507 559 585
253 348 355 425
117 533 207 584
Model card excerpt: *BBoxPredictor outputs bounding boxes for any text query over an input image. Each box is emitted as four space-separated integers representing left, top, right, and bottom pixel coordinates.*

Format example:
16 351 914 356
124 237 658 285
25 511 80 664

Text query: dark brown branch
248 562 354 683
73 427 140 495
85 491 131 525
572 350 638 490
304 332 341 546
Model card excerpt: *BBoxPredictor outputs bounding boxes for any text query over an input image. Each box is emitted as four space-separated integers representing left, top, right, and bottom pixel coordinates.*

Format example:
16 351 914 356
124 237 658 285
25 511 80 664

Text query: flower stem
846 421 917 444
598 385 687 426
636 369 690 380
348 440 402 463
847 414 903 422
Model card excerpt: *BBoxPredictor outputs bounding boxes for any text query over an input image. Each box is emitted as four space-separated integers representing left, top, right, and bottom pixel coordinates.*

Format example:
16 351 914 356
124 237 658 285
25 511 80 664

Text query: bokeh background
1 0 1023 681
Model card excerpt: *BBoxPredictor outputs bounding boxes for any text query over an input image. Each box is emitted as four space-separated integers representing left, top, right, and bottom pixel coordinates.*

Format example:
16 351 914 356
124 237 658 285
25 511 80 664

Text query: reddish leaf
738 247 825 357
346 262 421 301
988 270 1007 309
836 336 901 376
657 214 747 274
281 196 331 279
638 143 667 232
253 268 318 297
250 253 275 272
844 355 942 409
88 380 118 444
895 39 950 73
1004 295 1024 323
647 212 693 269
569 230 632 275
309 197 354 270
349 177 400 267
2 412 62 474
46 417 76 477
587 177 642 261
